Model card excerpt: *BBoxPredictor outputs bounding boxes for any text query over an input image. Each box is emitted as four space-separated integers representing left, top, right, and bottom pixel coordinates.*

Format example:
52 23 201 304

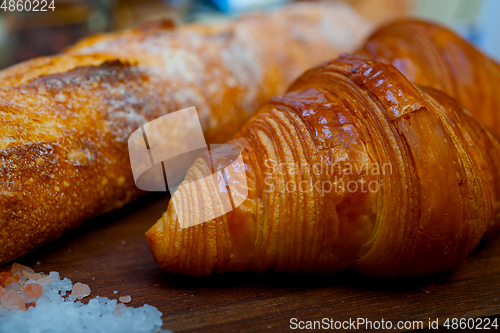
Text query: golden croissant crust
147 53 500 278
357 19 500 136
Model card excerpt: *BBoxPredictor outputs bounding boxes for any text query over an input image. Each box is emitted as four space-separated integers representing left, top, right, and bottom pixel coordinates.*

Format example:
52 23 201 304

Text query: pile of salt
0 263 168 333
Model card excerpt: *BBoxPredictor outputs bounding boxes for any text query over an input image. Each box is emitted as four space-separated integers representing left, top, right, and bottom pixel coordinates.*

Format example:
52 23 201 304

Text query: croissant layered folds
147 52 500 278
0 2 370 264
357 19 500 135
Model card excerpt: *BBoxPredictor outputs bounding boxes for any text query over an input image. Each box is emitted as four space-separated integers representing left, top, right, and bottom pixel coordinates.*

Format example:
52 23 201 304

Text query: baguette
0 2 370 264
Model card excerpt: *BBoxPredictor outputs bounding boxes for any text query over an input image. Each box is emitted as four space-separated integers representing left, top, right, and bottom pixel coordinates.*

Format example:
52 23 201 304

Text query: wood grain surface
2 193 500 332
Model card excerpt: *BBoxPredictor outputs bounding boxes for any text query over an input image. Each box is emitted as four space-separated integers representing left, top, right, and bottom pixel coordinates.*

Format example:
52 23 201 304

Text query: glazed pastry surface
357 19 500 135
147 55 500 278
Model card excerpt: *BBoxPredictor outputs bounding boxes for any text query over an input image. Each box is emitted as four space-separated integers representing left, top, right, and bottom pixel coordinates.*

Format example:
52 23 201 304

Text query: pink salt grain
71 282 91 299
5 282 22 292
114 303 127 316
119 295 131 303
23 271 42 281
11 263 35 276
37 273 57 286
22 283 43 298
0 290 26 311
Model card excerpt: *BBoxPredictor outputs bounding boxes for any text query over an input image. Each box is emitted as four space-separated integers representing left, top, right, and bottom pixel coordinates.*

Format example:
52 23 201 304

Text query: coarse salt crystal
36 272 58 286
0 290 26 311
119 295 131 303
11 263 35 276
0 272 12 287
71 282 91 299
113 303 128 316
0 273 19 287
4 282 22 292
23 271 42 281
22 283 42 298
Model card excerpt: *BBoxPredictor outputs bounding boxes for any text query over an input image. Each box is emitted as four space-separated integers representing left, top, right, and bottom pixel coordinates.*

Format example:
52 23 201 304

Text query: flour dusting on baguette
0 2 370 264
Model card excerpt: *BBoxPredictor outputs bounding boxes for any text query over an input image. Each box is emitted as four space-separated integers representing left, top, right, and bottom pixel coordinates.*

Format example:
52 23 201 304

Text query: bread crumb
117 176 125 186
54 92 67 103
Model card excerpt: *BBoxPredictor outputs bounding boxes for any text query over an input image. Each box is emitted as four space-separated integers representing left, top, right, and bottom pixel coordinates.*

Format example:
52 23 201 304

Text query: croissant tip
146 218 165 266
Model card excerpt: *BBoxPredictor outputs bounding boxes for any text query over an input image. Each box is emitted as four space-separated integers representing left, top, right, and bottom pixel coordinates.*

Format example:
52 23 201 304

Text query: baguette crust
0 2 370 263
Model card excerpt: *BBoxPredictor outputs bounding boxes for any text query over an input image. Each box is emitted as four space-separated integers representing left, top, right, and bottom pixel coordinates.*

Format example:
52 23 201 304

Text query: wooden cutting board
4 193 500 332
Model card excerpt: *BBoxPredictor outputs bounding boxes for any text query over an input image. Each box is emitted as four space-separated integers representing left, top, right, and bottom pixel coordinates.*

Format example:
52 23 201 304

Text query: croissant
0 2 370 264
147 52 500 278
356 19 500 135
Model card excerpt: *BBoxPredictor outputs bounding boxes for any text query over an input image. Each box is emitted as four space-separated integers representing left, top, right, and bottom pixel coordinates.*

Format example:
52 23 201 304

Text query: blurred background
0 0 498 69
